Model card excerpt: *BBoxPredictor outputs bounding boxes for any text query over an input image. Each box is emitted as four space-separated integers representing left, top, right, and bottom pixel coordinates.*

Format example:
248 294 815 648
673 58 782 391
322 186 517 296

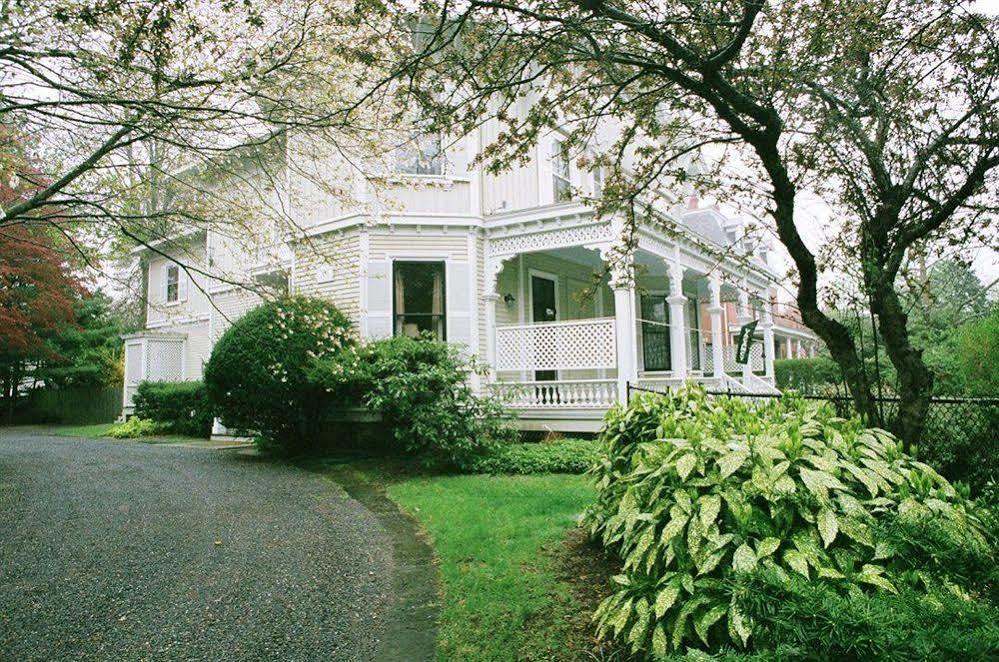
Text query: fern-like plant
585 385 990 657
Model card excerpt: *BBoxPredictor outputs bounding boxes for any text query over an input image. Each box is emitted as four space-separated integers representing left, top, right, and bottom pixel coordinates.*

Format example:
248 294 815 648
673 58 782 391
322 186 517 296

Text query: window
165 265 180 303
593 166 603 198
396 131 443 175
394 261 446 340
552 139 571 202
640 294 671 371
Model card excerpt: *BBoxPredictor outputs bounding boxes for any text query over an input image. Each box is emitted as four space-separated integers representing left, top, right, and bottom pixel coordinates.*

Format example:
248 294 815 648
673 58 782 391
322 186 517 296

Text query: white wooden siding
292 230 361 324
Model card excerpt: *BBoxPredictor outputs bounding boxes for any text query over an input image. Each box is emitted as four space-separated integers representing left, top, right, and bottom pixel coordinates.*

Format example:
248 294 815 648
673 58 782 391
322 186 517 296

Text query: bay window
393 261 446 340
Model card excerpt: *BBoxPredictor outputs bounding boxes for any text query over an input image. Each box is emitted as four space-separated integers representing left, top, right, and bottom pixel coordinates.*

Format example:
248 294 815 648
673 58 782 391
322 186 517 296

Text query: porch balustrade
490 379 617 408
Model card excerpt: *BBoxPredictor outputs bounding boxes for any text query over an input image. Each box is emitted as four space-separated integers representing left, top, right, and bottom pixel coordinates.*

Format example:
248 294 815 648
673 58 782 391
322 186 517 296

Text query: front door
531 274 558 381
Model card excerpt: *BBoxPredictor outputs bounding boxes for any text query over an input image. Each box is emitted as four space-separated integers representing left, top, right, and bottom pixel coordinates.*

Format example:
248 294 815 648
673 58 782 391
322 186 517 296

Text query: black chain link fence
627 383 999 495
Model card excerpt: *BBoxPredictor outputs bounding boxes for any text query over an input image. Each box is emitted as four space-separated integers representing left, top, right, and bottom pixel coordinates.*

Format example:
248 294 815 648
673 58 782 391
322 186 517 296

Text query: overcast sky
769 0 999 294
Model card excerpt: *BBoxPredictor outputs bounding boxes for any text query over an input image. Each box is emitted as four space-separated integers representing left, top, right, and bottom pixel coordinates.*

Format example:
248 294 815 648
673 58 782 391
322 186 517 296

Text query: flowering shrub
309 335 514 468
203 297 354 452
585 385 992 657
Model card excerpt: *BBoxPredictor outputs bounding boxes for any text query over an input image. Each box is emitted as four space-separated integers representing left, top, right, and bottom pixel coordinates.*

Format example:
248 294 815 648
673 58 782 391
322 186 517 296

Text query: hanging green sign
735 320 758 365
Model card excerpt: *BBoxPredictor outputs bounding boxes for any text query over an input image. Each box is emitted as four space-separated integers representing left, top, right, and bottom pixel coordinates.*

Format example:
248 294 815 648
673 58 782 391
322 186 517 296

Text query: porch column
483 293 500 383
609 256 637 403
737 282 753 383
667 260 688 380
760 289 775 380
708 275 725 380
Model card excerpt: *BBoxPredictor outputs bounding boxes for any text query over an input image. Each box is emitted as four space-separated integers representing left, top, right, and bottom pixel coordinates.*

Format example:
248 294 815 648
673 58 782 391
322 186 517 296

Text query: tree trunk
798 306 879 423
869 280 933 446
752 138 880 425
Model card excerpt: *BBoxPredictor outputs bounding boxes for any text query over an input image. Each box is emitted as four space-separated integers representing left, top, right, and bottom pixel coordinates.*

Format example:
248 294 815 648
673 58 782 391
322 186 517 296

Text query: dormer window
552 139 571 202
396 131 443 175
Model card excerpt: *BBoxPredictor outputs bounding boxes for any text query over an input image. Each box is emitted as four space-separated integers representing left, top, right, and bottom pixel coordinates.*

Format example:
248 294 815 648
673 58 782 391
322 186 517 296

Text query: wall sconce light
503 293 516 304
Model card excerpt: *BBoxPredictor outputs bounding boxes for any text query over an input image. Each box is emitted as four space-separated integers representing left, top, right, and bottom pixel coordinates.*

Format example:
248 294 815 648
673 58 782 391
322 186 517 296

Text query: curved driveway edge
0 429 431 661
318 465 439 661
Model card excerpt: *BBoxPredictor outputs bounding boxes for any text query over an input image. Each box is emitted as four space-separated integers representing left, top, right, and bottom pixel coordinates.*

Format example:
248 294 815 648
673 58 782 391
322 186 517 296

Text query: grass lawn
54 423 116 437
52 423 218 446
385 473 601 661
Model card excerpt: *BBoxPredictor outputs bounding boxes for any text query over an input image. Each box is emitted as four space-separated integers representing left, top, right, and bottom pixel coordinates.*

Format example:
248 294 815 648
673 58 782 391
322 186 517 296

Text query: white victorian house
122 117 821 432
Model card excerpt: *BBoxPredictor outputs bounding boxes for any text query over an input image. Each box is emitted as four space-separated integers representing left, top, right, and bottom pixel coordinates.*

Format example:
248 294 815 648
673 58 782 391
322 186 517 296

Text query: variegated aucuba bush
584 385 989 657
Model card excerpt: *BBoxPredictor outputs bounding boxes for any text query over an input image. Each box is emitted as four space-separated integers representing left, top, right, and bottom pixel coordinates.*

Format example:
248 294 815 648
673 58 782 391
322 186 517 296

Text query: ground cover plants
463 438 601 475
585 385 996 658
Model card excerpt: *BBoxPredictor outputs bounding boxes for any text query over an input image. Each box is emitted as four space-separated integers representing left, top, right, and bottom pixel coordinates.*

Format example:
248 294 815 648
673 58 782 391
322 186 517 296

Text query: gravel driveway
0 429 422 661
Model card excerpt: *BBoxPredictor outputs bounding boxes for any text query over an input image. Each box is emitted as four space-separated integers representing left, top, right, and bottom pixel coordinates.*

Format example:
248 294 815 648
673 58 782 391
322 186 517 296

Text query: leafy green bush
203 297 354 453
465 439 601 474
309 335 514 468
132 381 212 437
774 357 842 393
953 309 999 395
585 385 991 657
107 417 165 438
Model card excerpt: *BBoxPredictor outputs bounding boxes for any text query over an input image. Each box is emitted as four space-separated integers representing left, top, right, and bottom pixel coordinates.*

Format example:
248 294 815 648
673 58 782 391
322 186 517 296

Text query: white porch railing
490 379 617 408
495 317 617 372
703 344 765 373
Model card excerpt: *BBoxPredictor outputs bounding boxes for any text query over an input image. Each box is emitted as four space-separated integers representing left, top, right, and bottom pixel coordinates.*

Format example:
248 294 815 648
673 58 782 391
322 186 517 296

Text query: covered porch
482 212 777 429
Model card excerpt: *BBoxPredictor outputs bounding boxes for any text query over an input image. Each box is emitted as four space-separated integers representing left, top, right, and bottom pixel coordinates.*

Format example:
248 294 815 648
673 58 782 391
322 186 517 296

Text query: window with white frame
593 165 604 198
393 261 446 340
640 294 671 371
165 265 180 303
396 130 443 175
552 139 571 202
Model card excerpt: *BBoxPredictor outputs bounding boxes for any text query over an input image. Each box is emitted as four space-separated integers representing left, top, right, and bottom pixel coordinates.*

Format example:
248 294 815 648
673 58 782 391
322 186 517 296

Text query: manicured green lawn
386 473 596 661
54 423 116 437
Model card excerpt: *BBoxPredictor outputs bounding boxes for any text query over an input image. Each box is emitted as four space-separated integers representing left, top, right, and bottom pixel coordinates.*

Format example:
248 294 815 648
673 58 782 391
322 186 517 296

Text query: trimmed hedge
132 381 212 437
465 439 601 474
774 357 842 392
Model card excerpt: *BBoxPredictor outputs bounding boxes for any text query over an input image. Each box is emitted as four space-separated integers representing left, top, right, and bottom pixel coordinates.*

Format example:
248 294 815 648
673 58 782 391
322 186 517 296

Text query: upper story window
593 166 604 198
396 131 443 175
552 139 571 202
165 265 180 303
393 261 446 340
